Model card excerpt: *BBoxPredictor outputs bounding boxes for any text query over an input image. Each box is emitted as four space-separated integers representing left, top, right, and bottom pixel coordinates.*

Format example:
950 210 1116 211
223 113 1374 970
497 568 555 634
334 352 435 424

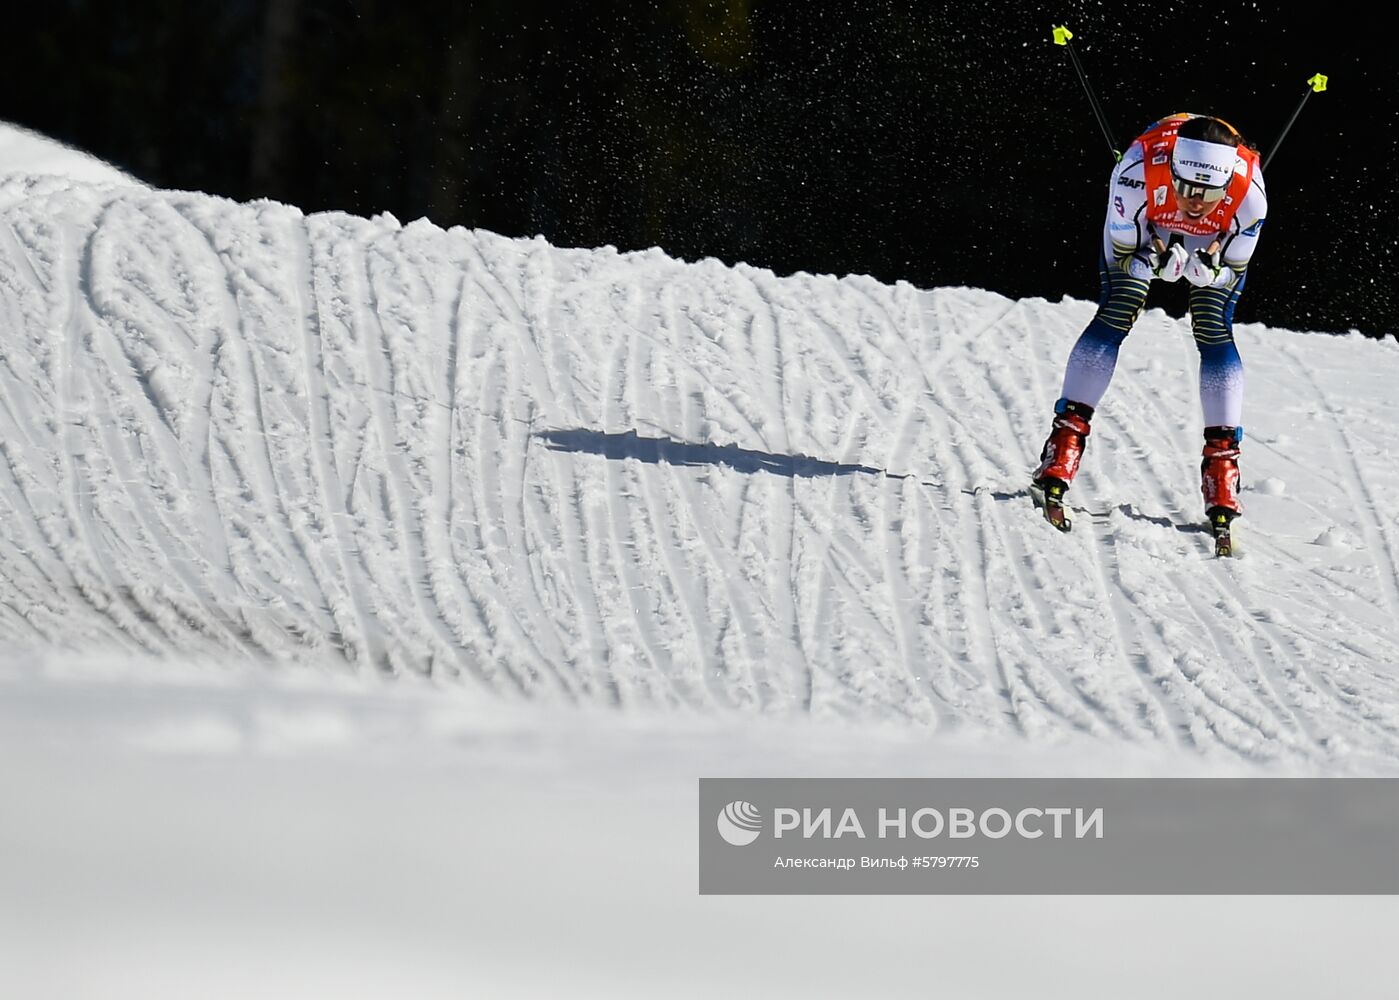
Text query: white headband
1171 137 1238 189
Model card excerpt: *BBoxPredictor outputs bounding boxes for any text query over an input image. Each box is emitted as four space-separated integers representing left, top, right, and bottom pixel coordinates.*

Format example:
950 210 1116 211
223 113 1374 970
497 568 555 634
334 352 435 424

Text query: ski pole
1264 73 1328 171
1052 25 1120 162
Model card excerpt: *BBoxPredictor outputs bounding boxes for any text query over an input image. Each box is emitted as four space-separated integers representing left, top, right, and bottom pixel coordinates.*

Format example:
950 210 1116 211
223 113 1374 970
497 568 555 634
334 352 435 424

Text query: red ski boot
1202 426 1242 556
1201 426 1243 517
1030 400 1093 532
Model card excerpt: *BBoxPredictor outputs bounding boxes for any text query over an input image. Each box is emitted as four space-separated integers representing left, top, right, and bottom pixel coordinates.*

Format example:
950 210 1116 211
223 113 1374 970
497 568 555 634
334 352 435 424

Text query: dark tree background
4 0 1393 338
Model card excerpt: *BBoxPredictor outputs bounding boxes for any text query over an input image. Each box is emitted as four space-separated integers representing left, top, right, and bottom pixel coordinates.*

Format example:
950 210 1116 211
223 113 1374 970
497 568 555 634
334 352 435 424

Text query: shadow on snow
535 428 885 479
536 428 1209 533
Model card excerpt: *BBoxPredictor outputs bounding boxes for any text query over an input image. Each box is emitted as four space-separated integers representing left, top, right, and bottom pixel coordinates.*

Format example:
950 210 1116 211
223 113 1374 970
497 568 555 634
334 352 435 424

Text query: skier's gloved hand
1184 248 1223 287
1153 243 1189 282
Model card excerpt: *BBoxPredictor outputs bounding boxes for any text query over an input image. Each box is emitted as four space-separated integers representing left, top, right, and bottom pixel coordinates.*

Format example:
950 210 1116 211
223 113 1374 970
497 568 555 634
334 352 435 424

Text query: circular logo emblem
717 800 762 846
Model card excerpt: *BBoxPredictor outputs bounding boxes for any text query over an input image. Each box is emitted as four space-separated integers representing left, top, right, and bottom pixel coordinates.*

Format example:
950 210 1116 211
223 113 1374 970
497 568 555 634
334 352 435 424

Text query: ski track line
1056 495 1188 746
960 484 1030 737
514 245 602 682
528 430 620 705
596 335 697 709
556 473 625 708
808 291 901 426
963 318 1051 483
912 351 1014 728
1091 390 1193 526
1123 535 1286 752
1216 540 1399 725
801 416 928 724
129 209 277 659
465 262 606 701
81 199 262 653
990 500 1140 740
742 269 817 712
390 240 519 687
0 470 68 645
876 476 950 726
937 324 1133 738
525 252 624 704
0 204 146 651
155 198 310 645
1229 577 1399 747
904 460 986 716
0 580 54 645
1093 522 1292 760
187 210 314 658
358 235 507 680
1026 317 1239 745
1171 569 1318 758
0 439 150 653
926 288 1040 492
269 215 373 664
1083 327 1398 758
297 217 390 669
872 394 973 707
1 199 176 652
922 288 1022 376
906 287 1013 709
625 317 740 711
957 405 1112 739
941 304 1137 736
978 495 1117 738
397 240 516 682
1193 565 1399 760
65 212 223 657
1094 382 1307 756
929 397 1023 735
602 287 710 707
792 307 920 717
193 203 346 656
490 351 581 700
441 303 543 694
651 302 774 446
463 241 609 701
733 336 832 712
1281 342 1399 621
900 444 990 713
439 258 527 688
478 240 592 692
876 404 953 726
203 205 352 645
659 285 789 709
797 483 915 720
799 280 946 718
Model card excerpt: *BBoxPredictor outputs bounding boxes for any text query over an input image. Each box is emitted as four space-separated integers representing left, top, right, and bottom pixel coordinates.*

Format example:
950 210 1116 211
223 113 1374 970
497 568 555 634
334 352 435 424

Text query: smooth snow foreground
3 133 1399 999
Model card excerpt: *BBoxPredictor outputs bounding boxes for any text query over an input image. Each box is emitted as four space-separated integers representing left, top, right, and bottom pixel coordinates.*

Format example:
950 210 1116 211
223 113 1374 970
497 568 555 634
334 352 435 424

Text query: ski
1209 508 1236 558
1029 480 1073 532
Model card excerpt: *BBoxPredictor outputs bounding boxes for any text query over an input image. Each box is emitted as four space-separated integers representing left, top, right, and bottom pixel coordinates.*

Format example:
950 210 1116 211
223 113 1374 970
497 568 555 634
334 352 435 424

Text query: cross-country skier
1030 112 1266 540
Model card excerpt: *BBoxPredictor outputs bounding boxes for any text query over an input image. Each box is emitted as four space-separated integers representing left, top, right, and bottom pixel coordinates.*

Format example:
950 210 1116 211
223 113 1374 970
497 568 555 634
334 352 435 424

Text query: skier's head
1171 115 1242 206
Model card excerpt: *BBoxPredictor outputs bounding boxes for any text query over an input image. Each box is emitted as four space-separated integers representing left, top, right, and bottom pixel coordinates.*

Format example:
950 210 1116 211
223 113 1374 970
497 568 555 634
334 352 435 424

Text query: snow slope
0 121 142 187
3 125 1399 998
2 161 1398 767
